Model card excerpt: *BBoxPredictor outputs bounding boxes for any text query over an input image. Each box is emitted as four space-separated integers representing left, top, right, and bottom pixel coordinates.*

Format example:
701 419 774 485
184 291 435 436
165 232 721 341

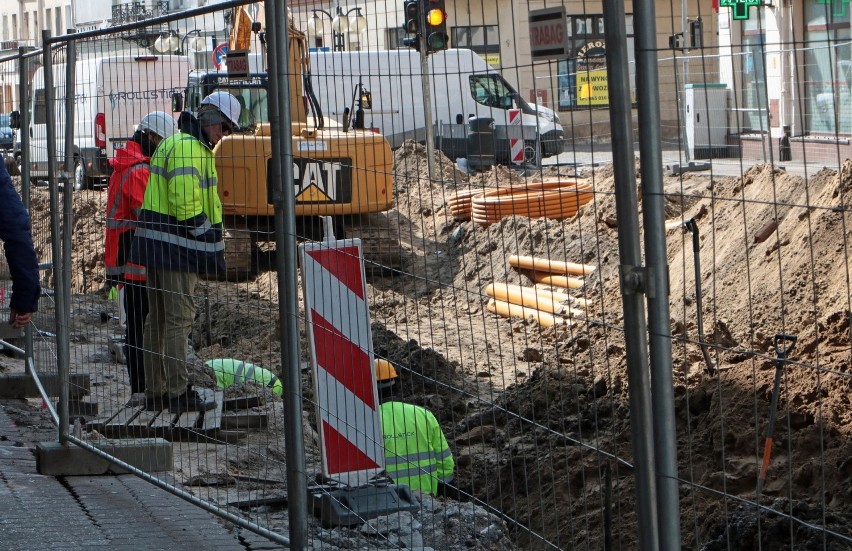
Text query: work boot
125 393 147 407
168 389 216 412
144 394 166 411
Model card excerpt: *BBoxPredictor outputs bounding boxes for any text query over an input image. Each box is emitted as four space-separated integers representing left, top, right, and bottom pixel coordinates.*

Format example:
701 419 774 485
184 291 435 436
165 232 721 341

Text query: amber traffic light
424 0 448 53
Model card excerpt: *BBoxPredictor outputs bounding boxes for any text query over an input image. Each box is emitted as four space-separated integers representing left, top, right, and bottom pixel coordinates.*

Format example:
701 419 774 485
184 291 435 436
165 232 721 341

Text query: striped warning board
509 108 524 164
300 238 385 487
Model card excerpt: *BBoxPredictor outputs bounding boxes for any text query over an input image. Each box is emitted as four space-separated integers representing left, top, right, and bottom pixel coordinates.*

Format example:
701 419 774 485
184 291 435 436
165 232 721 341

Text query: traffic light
401 0 421 50
424 0 448 53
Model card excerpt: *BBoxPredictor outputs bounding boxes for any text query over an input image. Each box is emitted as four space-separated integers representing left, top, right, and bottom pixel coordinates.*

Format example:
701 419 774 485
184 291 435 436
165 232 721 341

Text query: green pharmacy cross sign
720 0 760 20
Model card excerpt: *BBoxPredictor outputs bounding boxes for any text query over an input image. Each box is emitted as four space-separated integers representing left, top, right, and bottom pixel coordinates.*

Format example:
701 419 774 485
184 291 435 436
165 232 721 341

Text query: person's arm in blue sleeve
0 160 40 327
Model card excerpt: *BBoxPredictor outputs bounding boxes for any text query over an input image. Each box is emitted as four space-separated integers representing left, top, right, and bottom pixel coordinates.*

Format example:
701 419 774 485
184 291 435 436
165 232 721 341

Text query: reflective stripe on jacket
380 401 454 495
131 113 224 275
105 141 149 284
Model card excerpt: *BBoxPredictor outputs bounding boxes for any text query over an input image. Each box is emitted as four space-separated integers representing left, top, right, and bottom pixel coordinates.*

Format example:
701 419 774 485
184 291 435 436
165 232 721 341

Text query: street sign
213 43 229 70
226 49 250 78
529 7 568 61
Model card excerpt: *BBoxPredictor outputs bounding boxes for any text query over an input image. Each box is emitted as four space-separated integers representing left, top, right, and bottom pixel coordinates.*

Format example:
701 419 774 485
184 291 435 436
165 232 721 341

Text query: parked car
0 113 14 150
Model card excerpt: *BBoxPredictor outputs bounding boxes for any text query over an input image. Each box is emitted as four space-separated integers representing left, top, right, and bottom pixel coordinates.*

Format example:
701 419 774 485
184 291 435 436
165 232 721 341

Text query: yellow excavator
180 7 396 279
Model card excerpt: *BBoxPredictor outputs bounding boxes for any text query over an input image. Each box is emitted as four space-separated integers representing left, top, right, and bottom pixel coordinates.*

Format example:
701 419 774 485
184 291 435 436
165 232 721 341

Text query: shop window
804 2 852 134
555 14 634 110
451 25 500 66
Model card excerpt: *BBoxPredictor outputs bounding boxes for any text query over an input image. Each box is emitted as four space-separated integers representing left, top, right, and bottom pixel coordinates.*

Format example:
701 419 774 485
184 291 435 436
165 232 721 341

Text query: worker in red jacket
0 158 39 328
104 112 177 403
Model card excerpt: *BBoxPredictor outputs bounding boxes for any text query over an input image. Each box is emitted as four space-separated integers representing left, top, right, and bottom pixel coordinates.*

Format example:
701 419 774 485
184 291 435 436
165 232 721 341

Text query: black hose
303 71 324 130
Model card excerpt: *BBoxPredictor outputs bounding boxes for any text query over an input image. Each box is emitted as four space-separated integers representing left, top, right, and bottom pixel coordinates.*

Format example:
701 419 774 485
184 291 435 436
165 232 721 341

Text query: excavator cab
198 7 395 280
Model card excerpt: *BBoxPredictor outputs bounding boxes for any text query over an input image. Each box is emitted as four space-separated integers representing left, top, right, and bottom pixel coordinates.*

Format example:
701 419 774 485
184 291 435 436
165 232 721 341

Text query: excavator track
344 212 405 275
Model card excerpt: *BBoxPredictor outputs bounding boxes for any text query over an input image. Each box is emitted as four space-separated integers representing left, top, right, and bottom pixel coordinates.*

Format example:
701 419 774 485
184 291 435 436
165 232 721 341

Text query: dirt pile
448 161 852 548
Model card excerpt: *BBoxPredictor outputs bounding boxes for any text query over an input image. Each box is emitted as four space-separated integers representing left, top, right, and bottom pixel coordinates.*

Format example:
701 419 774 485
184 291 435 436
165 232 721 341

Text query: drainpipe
780 0 794 134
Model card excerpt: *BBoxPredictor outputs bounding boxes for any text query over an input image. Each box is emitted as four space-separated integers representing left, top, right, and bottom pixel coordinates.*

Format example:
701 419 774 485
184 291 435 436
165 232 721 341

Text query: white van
29 55 190 189
308 48 565 164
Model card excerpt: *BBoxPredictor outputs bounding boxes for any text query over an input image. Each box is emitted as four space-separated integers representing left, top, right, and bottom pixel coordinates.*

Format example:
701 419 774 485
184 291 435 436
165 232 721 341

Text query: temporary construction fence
1 0 852 549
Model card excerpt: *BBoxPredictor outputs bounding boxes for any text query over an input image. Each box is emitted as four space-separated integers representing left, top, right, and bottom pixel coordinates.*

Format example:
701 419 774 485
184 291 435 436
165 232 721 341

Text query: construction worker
104 111 177 404
131 91 241 412
377 361 455 496
0 157 39 328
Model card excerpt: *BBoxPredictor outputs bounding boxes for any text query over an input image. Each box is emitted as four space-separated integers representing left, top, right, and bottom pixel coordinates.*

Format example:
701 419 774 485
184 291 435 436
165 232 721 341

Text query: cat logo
293 157 352 204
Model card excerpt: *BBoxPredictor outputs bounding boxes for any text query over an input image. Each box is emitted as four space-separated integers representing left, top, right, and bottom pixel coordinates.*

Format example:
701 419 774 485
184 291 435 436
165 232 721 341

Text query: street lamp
308 6 368 51
178 29 208 55
153 30 180 54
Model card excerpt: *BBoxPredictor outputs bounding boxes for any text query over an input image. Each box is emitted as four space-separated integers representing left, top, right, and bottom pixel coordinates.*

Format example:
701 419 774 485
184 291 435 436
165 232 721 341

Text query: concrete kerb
36 437 173 476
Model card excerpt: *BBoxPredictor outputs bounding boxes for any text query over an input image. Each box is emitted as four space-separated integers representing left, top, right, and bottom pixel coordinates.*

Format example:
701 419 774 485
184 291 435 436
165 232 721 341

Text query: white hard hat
200 91 241 128
138 111 178 140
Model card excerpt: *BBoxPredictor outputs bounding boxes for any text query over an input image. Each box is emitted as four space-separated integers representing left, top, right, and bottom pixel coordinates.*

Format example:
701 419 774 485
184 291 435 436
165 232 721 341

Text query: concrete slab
0 372 90 399
36 438 172 476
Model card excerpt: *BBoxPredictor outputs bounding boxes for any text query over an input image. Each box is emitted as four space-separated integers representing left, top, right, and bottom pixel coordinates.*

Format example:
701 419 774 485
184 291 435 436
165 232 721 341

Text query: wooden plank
149 410 176 429
102 406 144 438
227 493 288 510
221 412 268 430
201 390 225 432
175 411 201 430
223 395 263 411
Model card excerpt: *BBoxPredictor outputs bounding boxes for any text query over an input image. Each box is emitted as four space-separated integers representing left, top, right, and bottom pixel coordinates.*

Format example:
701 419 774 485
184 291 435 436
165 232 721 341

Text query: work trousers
123 280 148 394
142 269 198 398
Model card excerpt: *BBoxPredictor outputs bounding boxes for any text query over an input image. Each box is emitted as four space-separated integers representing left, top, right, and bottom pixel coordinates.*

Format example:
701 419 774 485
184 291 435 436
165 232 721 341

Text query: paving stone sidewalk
0 404 282 551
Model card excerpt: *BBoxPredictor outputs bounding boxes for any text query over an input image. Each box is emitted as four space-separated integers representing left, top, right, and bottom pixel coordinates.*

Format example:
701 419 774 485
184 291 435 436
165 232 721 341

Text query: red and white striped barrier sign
300 238 385 487
509 108 524 164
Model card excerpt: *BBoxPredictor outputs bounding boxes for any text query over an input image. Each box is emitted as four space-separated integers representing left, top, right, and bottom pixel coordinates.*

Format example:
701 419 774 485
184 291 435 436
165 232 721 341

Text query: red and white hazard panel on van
509 108 524 164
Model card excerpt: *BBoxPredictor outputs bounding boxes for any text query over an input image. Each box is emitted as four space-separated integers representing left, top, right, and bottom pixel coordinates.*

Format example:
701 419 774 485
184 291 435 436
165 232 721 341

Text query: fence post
634 0 682 548
18 47 33 374
264 0 309 547
60 35 76 433
42 30 70 443
601 1 661 549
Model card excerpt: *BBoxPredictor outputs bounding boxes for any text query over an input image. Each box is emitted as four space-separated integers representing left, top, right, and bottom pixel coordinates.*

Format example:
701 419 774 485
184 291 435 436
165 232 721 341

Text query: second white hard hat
139 111 178 140
201 91 242 128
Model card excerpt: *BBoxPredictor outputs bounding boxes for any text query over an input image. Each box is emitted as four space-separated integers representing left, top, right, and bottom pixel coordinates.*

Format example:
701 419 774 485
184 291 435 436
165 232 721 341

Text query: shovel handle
774 334 797 357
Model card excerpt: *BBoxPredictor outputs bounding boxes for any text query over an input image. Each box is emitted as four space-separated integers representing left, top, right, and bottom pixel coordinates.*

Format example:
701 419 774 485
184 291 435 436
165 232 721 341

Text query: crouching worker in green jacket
377 361 455 496
131 91 241 413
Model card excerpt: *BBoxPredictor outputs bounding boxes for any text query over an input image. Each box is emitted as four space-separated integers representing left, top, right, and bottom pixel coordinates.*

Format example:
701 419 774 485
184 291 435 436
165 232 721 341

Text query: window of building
55 8 62 35
11 14 17 41
451 25 500 66
804 2 851 134
23 12 29 42
65 7 71 32
386 27 408 50
46 9 51 36
2 16 7 41
556 14 635 111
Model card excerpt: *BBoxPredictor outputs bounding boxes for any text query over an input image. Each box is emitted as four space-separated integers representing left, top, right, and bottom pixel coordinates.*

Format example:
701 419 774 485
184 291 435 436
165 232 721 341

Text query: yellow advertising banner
576 68 609 106
484 54 501 67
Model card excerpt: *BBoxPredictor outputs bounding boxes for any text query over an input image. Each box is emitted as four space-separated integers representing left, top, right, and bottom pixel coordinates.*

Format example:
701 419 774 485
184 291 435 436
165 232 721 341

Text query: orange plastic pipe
509 255 596 276
486 298 572 328
527 271 585 290
485 283 585 317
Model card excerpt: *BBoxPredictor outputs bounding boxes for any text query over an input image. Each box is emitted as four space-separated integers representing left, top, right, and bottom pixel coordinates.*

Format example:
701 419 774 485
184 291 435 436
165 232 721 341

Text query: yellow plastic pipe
508 254 596 276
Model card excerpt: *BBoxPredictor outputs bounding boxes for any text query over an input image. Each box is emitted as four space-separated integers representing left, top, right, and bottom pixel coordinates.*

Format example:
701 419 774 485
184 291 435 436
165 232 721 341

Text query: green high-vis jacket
206 359 283 396
380 401 454 495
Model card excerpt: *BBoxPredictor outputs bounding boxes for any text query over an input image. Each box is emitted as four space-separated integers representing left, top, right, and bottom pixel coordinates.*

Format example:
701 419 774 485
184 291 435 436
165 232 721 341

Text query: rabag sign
529 7 569 61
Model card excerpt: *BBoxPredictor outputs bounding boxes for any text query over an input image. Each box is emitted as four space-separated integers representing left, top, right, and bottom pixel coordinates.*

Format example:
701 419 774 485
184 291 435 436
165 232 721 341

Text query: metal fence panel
4 0 852 549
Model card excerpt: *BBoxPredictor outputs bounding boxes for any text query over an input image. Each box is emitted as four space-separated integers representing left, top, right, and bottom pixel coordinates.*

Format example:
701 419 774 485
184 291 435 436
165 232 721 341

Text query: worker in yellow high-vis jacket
377 361 455 496
131 92 241 413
